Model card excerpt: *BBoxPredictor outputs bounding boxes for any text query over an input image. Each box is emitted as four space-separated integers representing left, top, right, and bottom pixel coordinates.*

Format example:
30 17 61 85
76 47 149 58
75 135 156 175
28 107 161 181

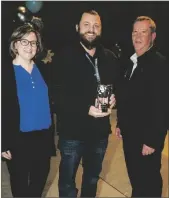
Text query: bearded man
52 9 119 197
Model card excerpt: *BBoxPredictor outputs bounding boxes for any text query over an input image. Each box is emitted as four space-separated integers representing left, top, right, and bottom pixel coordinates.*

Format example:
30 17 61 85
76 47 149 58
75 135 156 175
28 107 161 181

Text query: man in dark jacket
115 16 169 197
52 10 119 197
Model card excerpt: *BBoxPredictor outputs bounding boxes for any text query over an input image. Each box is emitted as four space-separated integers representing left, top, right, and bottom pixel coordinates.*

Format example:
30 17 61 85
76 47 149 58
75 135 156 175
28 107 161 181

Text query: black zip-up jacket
52 42 120 140
116 47 169 150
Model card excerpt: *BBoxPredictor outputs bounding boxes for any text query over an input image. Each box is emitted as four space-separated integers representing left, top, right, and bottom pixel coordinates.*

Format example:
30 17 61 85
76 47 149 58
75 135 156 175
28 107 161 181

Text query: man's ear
75 24 79 32
152 32 156 41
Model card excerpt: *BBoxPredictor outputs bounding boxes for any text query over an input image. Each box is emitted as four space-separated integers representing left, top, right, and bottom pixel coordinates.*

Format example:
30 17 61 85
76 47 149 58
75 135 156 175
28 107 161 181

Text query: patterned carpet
1 110 168 197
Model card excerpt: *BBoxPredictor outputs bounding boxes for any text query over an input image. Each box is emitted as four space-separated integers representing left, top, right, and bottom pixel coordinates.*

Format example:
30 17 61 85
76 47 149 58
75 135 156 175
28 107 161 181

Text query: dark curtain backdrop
2 1 169 60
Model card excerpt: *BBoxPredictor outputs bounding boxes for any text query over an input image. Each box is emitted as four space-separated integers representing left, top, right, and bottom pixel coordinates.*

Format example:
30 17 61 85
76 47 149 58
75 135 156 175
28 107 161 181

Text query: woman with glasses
2 19 56 197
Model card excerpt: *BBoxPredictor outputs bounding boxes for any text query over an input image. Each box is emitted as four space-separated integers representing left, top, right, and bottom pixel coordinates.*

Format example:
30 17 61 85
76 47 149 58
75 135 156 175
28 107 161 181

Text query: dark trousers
122 135 163 197
6 130 51 197
58 137 108 197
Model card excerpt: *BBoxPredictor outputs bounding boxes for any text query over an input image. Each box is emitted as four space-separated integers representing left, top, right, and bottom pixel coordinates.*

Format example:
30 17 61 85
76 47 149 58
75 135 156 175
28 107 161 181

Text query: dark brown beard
79 31 101 50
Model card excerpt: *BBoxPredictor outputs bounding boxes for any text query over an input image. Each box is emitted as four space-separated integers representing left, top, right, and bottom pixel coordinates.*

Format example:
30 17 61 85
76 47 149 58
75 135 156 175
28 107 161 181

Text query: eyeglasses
18 39 38 47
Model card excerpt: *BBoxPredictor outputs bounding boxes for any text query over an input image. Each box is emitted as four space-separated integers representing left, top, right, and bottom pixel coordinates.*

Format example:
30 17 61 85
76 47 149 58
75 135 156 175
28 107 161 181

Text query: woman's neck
13 57 34 73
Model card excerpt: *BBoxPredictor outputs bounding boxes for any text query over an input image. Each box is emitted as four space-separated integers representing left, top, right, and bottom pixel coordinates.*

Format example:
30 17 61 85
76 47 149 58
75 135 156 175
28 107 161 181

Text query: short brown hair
9 23 43 58
134 16 156 33
77 9 101 24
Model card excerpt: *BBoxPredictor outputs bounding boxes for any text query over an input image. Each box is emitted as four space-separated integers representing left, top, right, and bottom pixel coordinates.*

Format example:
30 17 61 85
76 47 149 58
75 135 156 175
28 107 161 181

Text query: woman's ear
14 42 18 54
75 24 79 32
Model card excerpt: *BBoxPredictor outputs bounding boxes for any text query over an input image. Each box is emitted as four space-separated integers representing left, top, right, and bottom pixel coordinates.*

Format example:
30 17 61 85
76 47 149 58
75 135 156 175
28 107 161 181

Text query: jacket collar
137 45 156 62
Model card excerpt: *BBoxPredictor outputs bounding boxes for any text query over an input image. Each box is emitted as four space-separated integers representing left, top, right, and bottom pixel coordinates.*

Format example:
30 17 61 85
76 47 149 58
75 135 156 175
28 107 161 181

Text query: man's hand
142 144 155 156
115 127 122 139
88 105 111 118
109 94 116 109
2 150 12 160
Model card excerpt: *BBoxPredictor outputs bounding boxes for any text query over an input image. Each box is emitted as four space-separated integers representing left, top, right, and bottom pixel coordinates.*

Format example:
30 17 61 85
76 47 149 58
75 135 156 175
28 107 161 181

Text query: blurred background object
25 1 43 13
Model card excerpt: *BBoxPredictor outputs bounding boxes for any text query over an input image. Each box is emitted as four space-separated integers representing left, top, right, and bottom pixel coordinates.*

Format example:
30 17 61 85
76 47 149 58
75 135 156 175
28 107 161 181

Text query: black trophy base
101 104 108 112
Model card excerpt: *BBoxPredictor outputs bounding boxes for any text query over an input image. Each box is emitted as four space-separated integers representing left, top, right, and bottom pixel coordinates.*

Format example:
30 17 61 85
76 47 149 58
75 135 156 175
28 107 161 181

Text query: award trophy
96 84 113 112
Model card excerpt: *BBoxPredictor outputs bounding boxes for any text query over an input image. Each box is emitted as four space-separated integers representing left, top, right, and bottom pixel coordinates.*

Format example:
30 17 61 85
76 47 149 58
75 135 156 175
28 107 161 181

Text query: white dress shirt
129 53 138 79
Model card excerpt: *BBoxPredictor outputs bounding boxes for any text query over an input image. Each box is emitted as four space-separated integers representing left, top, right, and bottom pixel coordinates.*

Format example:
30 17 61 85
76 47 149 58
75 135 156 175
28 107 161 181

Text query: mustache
85 31 96 34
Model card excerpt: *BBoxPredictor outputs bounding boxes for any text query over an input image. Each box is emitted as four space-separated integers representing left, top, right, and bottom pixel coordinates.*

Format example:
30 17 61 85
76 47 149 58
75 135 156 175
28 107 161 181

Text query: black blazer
116 47 169 150
2 55 56 155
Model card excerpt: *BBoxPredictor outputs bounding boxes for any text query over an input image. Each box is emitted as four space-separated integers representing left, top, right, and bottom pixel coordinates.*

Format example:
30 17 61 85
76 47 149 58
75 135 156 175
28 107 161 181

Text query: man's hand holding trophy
88 84 115 118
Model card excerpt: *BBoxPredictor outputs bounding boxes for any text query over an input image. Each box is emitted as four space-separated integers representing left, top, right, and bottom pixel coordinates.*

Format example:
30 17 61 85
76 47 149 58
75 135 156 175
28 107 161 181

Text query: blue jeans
58 138 108 197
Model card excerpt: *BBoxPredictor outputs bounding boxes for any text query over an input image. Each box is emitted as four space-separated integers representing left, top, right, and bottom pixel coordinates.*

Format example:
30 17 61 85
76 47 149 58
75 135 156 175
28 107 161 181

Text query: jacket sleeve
36 60 57 156
2 80 10 152
1 60 18 152
51 49 92 117
113 56 122 129
143 58 169 150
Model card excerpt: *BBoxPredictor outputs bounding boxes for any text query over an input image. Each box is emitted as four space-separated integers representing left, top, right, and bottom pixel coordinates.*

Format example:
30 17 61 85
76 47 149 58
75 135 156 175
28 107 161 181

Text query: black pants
122 134 163 197
6 130 51 197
